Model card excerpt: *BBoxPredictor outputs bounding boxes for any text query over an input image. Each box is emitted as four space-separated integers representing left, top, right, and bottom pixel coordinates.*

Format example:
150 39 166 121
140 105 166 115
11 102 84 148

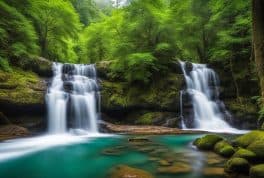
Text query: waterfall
179 61 237 132
46 63 100 134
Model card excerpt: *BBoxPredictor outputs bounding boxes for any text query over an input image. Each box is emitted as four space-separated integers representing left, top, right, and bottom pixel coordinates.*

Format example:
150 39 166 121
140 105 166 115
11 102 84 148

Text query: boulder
214 140 235 157
233 131 264 148
194 134 223 150
232 148 257 162
247 140 264 160
249 164 264 178
224 158 250 174
109 165 154 178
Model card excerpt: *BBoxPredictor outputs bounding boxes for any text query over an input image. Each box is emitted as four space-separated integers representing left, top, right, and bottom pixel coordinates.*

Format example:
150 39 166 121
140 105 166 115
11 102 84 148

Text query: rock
109 165 154 178
158 160 172 166
0 68 46 116
247 140 264 160
102 147 124 156
128 137 150 142
224 158 250 174
206 152 226 165
157 163 191 174
214 140 235 157
0 112 10 124
31 57 53 77
233 131 264 148
194 134 223 150
249 164 264 178
0 125 30 140
203 167 225 176
232 148 257 162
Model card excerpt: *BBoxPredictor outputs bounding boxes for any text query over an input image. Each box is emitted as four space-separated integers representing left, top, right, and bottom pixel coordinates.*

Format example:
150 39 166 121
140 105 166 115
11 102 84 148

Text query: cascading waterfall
46 63 100 134
179 61 237 132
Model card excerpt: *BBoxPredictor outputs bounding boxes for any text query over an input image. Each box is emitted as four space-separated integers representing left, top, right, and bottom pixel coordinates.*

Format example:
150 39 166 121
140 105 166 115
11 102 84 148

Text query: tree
29 0 81 61
252 0 264 104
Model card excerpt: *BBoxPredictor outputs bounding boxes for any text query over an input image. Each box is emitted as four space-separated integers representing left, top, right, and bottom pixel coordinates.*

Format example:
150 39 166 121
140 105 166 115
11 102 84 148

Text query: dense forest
0 0 263 122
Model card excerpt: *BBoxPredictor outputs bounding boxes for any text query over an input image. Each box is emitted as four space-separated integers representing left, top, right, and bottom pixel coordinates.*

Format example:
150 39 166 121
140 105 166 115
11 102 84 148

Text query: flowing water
0 135 227 178
46 63 100 134
179 61 238 132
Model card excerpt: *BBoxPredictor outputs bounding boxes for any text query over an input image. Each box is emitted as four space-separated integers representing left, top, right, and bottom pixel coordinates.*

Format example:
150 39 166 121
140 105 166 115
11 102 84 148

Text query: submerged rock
157 163 191 174
203 167 225 176
249 164 264 178
109 165 154 178
194 134 223 150
224 158 250 174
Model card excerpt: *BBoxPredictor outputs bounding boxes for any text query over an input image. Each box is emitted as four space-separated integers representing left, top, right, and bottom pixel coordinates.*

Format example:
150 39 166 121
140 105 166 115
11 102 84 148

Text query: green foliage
0 1 39 70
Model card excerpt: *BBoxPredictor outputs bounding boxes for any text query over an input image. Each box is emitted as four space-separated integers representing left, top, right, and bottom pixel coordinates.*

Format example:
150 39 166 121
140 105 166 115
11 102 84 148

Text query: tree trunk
252 0 264 104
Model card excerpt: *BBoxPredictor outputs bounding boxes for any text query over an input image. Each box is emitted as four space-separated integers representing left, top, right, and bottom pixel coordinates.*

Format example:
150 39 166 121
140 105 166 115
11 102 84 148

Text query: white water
46 63 100 134
179 61 240 132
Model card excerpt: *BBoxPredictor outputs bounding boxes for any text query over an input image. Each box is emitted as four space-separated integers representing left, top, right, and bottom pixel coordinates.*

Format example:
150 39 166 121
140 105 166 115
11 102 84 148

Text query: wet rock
224 158 250 174
203 167 225 176
247 140 264 160
214 140 235 157
102 147 124 156
128 137 150 142
232 131 264 148
157 163 191 174
232 148 257 162
0 112 10 125
0 125 30 140
194 134 223 150
158 160 171 166
206 152 225 165
249 164 264 178
109 165 154 178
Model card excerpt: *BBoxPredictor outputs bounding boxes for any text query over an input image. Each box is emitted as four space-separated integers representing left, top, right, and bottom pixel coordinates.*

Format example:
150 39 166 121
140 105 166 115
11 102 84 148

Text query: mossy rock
232 148 256 162
214 140 235 157
109 165 154 178
224 158 250 174
247 140 264 160
194 134 223 150
233 131 264 148
249 164 264 178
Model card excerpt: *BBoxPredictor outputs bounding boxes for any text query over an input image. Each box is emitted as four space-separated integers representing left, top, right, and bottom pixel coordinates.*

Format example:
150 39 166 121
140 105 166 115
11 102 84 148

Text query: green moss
0 68 44 105
194 134 223 150
233 148 256 162
224 157 250 174
233 131 264 148
225 98 258 114
250 164 264 178
247 140 264 160
214 140 235 157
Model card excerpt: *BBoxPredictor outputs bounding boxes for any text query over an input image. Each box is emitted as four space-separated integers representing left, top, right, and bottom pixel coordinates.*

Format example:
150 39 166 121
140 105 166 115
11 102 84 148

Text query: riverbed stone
203 167 225 176
157 163 191 174
249 164 264 178
224 158 250 174
194 134 223 150
109 165 154 178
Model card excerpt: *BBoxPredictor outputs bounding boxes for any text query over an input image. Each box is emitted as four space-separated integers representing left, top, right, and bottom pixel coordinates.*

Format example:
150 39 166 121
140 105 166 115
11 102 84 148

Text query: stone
224 158 250 174
0 125 30 140
233 131 264 148
157 163 191 174
247 140 264 160
249 164 264 178
109 165 154 178
232 148 257 162
158 160 171 166
194 134 223 150
203 167 225 176
214 140 235 157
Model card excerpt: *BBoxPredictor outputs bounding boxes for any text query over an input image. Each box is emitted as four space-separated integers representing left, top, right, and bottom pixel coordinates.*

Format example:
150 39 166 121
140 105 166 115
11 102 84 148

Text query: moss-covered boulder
224 158 250 174
109 165 154 178
247 140 264 160
194 134 223 150
249 164 264 178
214 140 235 157
233 131 264 148
233 148 257 162
0 68 46 116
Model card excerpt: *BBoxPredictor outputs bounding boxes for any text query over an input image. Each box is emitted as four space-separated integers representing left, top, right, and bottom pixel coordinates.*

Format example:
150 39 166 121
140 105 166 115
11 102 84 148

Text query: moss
136 113 155 125
0 68 45 105
194 134 223 150
214 140 235 157
247 140 264 160
232 148 256 162
233 131 264 148
224 158 250 174
250 164 264 178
